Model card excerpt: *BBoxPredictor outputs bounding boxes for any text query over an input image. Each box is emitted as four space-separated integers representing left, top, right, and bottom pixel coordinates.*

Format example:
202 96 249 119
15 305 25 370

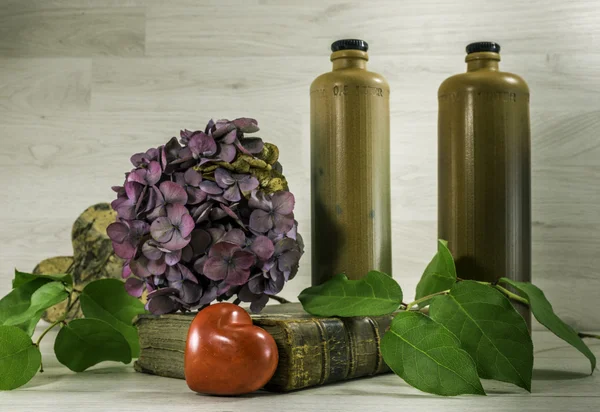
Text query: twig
578 332 600 340
494 284 529 306
269 295 292 304
404 290 451 310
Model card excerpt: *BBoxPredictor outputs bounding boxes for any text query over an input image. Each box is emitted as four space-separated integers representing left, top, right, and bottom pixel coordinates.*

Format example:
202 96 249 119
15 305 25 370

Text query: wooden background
0 0 598 330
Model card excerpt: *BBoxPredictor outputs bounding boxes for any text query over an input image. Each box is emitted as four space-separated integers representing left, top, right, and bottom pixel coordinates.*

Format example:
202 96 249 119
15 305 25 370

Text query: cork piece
71 203 124 288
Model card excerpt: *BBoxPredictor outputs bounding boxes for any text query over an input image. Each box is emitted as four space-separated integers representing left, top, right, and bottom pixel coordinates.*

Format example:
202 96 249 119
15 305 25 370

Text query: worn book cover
134 303 393 392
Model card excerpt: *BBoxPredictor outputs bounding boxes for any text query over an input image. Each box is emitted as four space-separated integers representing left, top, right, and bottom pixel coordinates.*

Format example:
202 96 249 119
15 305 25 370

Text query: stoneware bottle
310 39 391 285
438 42 531 325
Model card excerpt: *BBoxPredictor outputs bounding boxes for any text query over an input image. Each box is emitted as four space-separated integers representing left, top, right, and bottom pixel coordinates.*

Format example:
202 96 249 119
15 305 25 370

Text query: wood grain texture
0 4 144 57
0 0 599 337
0 327 598 410
145 0 600 56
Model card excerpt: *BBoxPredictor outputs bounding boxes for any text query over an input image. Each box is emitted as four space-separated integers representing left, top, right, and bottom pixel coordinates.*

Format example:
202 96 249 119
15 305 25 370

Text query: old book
134 303 393 392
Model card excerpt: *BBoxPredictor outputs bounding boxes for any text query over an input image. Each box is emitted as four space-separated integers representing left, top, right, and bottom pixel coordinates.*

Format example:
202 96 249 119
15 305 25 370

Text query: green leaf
499 278 596 373
298 271 402 317
80 279 147 358
54 318 132 372
0 325 41 390
13 269 72 289
381 311 485 396
0 279 67 336
414 239 457 305
429 281 533 391
3 282 69 330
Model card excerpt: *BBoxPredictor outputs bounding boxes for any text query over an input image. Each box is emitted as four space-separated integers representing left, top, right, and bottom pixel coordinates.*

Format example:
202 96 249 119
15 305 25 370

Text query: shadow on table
533 369 589 381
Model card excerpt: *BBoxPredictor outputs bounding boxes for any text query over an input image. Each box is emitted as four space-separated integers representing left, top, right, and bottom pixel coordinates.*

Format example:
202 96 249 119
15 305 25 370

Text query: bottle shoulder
311 69 390 90
438 70 529 95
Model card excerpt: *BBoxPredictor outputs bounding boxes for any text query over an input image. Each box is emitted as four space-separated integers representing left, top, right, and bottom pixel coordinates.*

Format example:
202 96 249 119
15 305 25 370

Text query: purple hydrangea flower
249 191 295 234
111 182 144 220
203 242 255 286
107 219 149 259
214 167 259 202
150 204 195 251
110 118 303 315
127 160 162 186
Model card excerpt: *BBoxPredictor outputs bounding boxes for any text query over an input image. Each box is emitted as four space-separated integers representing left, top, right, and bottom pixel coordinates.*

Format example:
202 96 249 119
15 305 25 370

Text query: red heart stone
184 302 279 395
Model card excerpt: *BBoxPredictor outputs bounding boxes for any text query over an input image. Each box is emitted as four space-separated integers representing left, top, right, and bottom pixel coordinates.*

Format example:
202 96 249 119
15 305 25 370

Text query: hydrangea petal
164 249 182 266
142 241 163 260
272 191 295 215
222 229 246 247
125 277 144 298
188 132 217 158
219 143 237 162
146 161 162 185
249 209 273 233
166 204 188 226
232 118 259 133
148 258 167 276
278 249 302 272
272 213 295 234
179 280 202 304
199 180 223 195
250 294 270 313
224 265 251 286
236 174 259 192
148 295 178 315
122 264 132 279
150 217 175 243
248 190 271 211
199 282 218 305
184 168 202 187
264 275 285 295
130 257 152 278
107 222 129 243
208 242 238 259
223 185 241 202
159 181 188 205
233 250 256 270
221 129 237 144
187 187 207 205
240 137 264 154
161 231 191 251
112 241 136 260
203 257 229 281
214 168 236 188
251 236 275 261
248 275 264 295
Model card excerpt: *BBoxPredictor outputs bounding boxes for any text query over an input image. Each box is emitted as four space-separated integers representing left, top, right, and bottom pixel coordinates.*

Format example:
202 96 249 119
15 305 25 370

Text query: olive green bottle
438 42 531 325
310 39 391 285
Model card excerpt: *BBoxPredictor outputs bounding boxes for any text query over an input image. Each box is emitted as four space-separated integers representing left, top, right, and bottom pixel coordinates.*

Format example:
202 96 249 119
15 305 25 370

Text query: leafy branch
299 239 597 396
0 270 147 390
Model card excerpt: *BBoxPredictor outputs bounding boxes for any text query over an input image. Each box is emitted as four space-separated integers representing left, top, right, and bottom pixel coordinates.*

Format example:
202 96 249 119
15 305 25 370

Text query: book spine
257 315 393 392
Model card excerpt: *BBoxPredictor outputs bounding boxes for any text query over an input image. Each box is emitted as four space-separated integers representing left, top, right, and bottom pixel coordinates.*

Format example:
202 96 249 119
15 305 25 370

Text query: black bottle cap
466 41 501 54
331 39 369 52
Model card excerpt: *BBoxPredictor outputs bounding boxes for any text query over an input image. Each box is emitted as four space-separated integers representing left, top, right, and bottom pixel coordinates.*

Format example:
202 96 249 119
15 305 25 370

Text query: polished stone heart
184 302 278 395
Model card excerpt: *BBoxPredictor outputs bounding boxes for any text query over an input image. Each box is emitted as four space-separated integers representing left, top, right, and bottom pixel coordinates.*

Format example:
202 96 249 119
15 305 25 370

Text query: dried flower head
108 118 303 314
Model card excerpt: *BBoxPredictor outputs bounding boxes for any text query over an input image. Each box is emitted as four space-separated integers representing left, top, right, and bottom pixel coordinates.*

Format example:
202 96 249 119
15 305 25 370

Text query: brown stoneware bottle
438 42 531 326
310 39 392 285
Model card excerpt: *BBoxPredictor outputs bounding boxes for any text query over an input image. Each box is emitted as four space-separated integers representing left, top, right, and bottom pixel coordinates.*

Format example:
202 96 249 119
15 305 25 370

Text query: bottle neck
331 49 368 70
466 52 500 72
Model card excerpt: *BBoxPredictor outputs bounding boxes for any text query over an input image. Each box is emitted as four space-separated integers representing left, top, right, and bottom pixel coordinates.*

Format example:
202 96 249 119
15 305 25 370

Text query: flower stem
404 290 450 310
494 284 529 306
34 291 80 372
269 295 291 304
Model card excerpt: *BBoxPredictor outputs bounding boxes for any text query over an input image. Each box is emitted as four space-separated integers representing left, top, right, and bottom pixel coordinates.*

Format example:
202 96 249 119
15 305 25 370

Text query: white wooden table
1 329 598 412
